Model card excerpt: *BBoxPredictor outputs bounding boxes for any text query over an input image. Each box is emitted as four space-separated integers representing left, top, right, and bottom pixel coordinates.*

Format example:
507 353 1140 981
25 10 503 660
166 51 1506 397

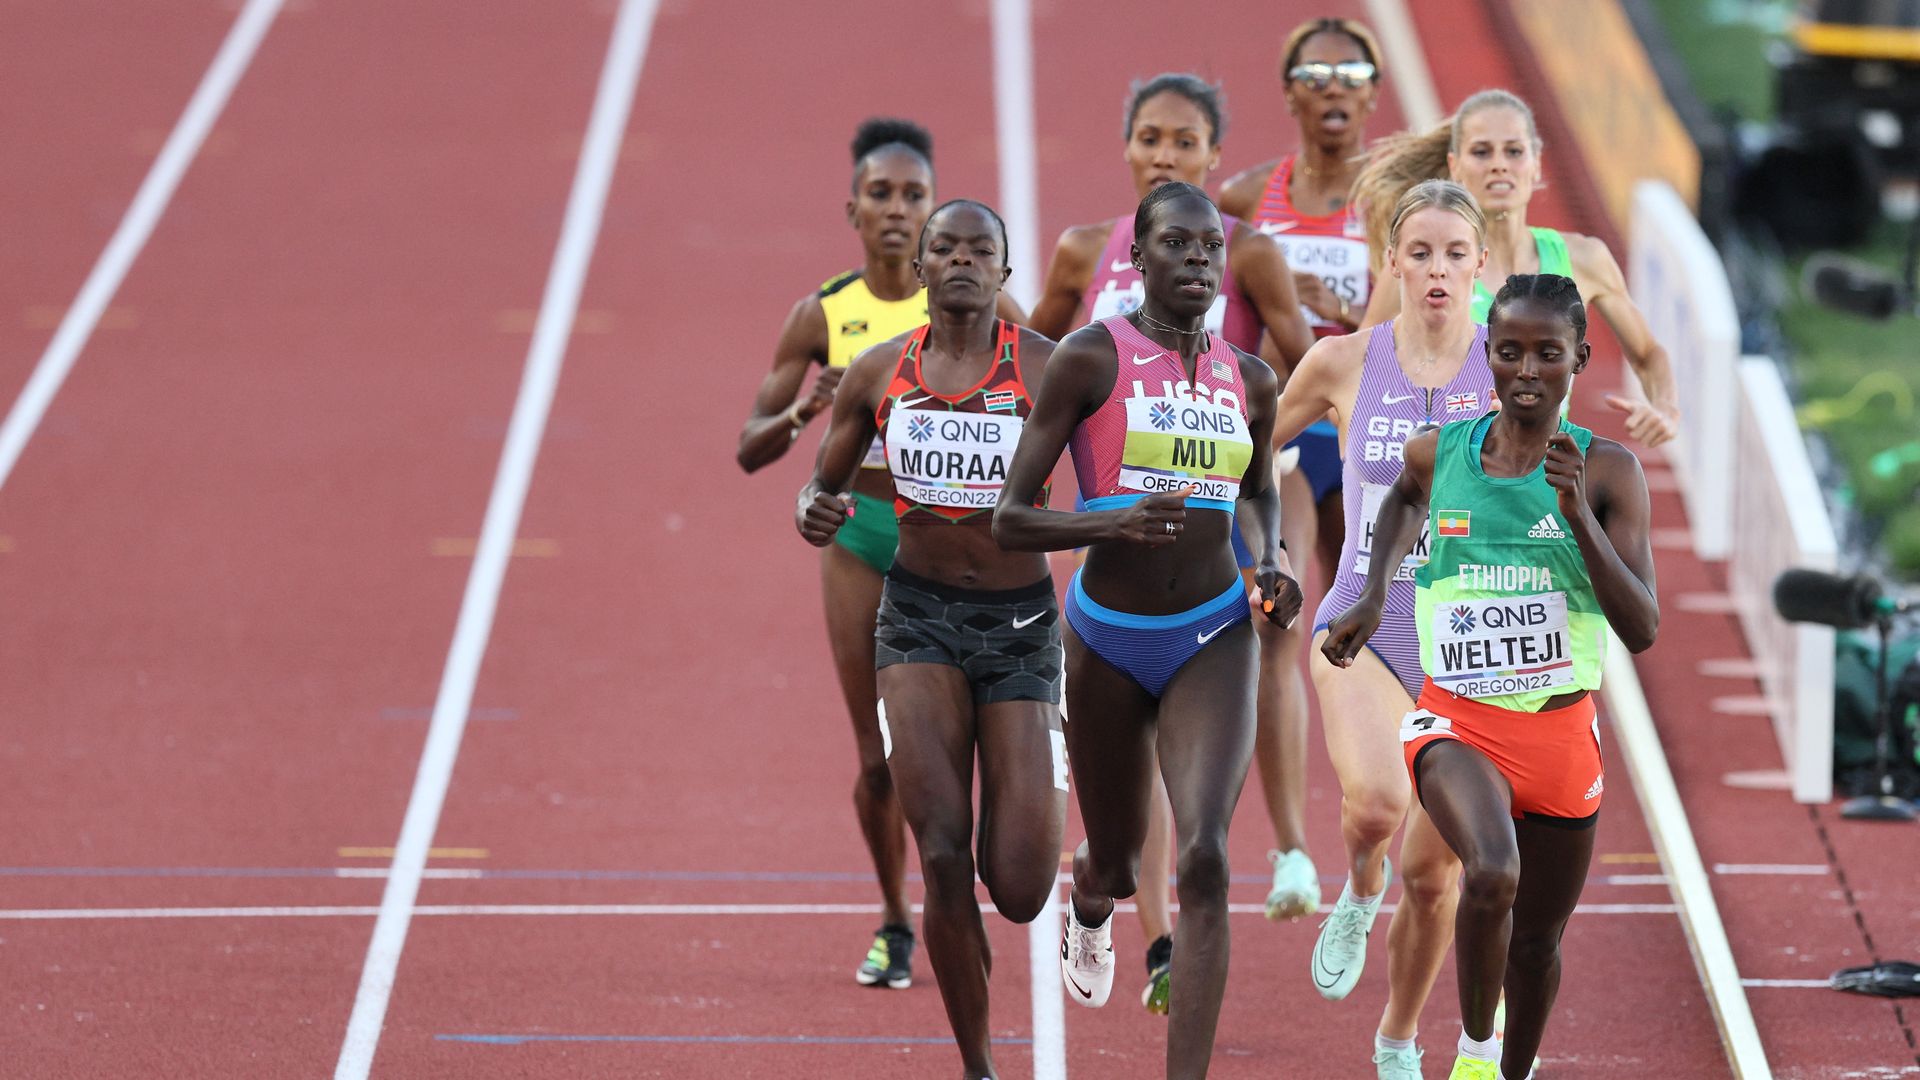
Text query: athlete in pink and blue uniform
1269 179 1494 1077
997 182 1303 1078
1029 72 1320 1010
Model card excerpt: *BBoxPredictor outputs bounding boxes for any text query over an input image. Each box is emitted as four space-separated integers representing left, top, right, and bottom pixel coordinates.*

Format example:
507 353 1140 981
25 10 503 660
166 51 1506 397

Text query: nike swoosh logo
1064 970 1095 999
1381 393 1416 405
1131 353 1159 366
897 395 934 408
1260 220 1299 234
1312 949 1346 990
1196 622 1232 645
1011 611 1046 629
1109 259 1133 273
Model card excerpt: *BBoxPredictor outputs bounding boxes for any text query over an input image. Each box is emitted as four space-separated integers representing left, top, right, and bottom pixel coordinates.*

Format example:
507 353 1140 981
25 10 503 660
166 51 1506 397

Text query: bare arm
738 294 832 473
1270 333 1360 449
1553 434 1660 652
794 340 894 546
1230 223 1314 369
1570 234 1680 448
1321 429 1438 664
995 291 1030 325
1216 161 1275 220
1357 270 1402 328
992 325 1189 551
1027 224 1106 340
1230 348 1304 627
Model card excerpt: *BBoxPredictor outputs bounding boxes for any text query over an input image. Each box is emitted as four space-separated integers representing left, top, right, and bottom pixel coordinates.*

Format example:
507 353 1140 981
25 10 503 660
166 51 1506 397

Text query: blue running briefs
1064 570 1250 698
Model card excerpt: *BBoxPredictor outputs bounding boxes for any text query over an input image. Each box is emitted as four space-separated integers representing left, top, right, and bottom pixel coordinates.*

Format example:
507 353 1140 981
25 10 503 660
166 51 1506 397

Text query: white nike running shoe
1372 1041 1424 1080
1310 857 1391 1000
1265 848 1322 921
1059 902 1115 1008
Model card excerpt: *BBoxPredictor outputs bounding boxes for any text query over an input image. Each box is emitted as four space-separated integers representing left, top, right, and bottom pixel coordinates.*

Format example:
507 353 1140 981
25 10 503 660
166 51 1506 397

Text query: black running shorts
875 565 1063 705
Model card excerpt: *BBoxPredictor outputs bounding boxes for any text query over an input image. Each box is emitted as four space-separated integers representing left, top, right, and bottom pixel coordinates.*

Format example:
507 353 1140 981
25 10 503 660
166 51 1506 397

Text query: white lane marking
1605 635 1773 1079
331 2 659 1077
990 2 1056 1072
0 0 286 494
990 0 1041 311
1362 0 1444 129
0 901 1681 921
1740 979 1832 989
1712 864 1828 876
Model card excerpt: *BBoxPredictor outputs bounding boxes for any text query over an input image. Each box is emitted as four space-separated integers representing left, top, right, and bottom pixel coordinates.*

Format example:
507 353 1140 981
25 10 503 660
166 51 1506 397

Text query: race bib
1428 591 1575 698
1116 396 1251 503
1351 481 1430 580
1276 233 1369 331
886 410 1023 509
1398 708 1453 743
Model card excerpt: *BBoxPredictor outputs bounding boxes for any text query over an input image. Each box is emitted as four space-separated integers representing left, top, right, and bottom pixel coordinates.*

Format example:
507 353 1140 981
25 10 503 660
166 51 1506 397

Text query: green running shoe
1139 934 1172 1015
854 923 914 989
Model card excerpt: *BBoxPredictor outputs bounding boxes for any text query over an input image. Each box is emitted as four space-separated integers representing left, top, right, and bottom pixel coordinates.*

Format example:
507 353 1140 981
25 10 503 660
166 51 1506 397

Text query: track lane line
1362 0 1444 129
330 2 660 1076
0 0 285 496
0 901 1681 920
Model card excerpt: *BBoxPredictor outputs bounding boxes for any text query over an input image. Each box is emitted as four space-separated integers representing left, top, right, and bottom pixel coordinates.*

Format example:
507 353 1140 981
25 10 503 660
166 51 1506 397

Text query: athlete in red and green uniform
799 200 1064 1080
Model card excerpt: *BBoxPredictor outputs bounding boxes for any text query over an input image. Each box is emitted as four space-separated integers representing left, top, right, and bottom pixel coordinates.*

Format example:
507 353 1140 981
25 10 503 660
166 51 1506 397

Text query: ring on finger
1164 521 1176 535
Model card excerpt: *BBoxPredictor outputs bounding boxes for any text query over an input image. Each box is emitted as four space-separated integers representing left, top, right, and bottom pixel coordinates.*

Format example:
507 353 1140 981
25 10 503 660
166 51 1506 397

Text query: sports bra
819 269 930 469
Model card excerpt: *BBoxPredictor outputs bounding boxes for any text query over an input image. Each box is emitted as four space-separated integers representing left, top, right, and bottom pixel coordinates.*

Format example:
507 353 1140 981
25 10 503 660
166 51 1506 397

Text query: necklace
1136 308 1205 338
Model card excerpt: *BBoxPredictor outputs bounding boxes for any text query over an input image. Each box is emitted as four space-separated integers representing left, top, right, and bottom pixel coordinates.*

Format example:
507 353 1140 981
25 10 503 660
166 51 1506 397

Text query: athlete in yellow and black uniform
818 267 931 571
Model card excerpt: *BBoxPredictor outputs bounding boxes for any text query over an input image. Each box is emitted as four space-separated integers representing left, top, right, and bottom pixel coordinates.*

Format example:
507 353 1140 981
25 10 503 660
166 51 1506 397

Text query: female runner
1219 15 1384 584
1268 179 1491 1079
798 200 1066 1080
1029 72 1316 1012
1324 273 1658 1080
1353 89 1680 447
739 118 1016 986
996 181 1304 1079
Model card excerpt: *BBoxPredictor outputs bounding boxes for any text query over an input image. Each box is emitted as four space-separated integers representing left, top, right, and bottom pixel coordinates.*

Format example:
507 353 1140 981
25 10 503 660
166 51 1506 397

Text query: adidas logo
1528 513 1567 539
1584 774 1604 800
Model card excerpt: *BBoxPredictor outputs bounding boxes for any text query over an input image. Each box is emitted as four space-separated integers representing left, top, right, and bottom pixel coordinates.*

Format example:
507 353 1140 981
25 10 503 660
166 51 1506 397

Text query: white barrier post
1729 358 1838 803
1628 180 1740 561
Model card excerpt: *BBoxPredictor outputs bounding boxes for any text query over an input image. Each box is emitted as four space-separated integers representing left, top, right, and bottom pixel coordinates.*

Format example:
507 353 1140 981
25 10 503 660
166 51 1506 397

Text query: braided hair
1489 273 1586 342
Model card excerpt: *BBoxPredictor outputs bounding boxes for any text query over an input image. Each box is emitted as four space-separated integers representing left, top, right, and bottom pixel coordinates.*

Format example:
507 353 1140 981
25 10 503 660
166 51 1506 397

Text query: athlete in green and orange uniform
1324 274 1658 1080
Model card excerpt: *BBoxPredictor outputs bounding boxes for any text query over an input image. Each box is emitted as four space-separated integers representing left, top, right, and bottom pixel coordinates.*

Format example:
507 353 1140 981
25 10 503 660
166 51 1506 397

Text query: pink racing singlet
1079 213 1264 352
1068 316 1254 515
1251 156 1371 338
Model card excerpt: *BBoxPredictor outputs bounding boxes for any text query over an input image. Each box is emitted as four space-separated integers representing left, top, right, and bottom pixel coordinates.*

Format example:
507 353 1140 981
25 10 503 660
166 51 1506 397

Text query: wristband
785 401 808 432
1337 296 1352 325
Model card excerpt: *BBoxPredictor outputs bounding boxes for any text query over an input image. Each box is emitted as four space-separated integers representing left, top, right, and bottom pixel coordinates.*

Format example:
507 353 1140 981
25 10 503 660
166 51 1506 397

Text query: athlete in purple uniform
1269 180 1491 1078
1029 72 1319 1015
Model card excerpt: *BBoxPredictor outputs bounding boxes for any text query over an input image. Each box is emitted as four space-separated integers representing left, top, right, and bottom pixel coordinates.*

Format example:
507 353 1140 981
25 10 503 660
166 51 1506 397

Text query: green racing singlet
1470 227 1571 323
1414 413 1607 712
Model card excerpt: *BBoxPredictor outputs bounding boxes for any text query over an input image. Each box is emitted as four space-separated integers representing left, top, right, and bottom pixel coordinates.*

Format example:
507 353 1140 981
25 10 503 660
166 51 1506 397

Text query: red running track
0 0 1825 1076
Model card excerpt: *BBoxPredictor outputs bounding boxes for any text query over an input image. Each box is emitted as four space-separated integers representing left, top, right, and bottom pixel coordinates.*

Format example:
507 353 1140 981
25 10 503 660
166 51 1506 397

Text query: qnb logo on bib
886 412 1024 509
1430 591 1574 698
1116 396 1251 503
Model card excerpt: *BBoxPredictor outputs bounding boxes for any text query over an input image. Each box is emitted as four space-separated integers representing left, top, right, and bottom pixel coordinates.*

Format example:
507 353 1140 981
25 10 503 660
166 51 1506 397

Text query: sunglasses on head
1287 61 1376 90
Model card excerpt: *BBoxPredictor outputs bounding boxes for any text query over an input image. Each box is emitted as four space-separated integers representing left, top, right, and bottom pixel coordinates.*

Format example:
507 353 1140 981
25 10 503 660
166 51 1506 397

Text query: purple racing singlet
1314 320 1495 698
1079 213 1264 353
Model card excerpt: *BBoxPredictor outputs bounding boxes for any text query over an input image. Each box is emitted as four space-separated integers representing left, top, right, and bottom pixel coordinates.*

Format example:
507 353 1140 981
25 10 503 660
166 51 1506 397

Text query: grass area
1779 224 1920 576
1646 0 1920 577
1646 0 1788 121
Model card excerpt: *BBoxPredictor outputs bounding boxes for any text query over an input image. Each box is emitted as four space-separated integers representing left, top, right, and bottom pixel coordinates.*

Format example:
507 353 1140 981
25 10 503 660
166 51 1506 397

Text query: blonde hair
1386 179 1487 254
1278 17 1383 78
1353 89 1540 264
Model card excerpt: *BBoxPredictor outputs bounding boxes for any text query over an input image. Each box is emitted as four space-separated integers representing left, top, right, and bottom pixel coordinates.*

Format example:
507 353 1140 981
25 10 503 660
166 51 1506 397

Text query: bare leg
1136 770 1174 942
1411 741 1520 1044
1379 803 1462 1040
1499 816 1597 1077
1248 468 1317 855
1157 621 1260 1079
1061 627 1158 930
821 544 910 926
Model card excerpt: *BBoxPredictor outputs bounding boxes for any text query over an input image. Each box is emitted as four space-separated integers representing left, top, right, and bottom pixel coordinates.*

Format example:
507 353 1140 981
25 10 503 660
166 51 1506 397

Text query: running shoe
1140 933 1172 1015
1446 1056 1499 1080
854 923 914 989
1265 848 1322 921
1059 903 1115 1008
1373 1042 1424 1080
1309 857 1390 1000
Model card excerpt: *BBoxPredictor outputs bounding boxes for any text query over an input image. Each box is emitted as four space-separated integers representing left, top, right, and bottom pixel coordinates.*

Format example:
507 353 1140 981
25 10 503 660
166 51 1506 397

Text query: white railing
1628 180 1741 561
1730 358 1838 803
